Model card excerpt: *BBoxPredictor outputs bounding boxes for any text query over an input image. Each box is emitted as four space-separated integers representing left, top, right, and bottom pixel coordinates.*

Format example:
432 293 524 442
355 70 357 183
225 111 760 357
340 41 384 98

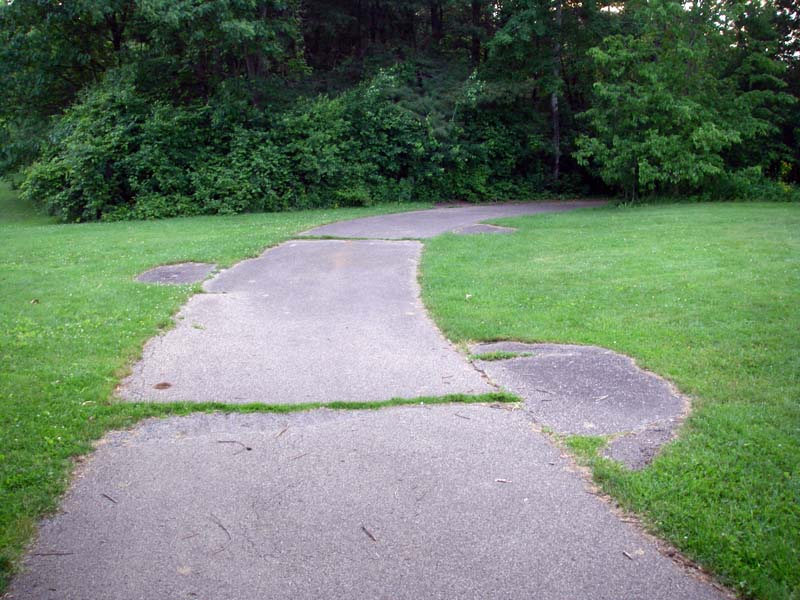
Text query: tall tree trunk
482 1 494 62
105 4 130 60
406 7 416 48
551 0 563 182
430 1 443 43
356 0 364 56
370 1 378 44
107 17 123 53
471 1 482 66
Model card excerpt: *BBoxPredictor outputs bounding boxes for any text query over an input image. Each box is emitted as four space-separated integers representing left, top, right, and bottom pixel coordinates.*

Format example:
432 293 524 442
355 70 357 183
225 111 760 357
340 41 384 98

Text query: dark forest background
1 0 798 221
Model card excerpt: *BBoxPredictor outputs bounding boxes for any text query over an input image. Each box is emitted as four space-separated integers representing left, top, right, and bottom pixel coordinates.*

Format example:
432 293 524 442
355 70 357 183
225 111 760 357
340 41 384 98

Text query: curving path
299 200 605 239
7 201 727 600
118 202 604 404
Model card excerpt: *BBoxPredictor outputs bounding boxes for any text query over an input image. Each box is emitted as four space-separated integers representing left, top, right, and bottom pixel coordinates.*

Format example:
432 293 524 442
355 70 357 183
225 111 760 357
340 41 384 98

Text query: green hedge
21 66 563 221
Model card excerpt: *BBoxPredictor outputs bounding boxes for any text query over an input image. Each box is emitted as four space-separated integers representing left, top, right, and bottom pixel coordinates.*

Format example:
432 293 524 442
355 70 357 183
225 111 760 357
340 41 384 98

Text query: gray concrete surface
6 204 725 599
450 223 517 235
6 405 724 600
471 343 686 437
136 262 216 285
300 200 606 239
119 240 492 403
604 426 677 470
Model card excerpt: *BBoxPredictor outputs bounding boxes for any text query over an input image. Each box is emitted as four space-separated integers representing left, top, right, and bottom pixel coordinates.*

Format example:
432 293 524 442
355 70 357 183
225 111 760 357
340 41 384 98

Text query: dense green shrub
25 66 539 221
21 48 794 222
21 78 150 221
704 167 800 202
4 0 799 219
21 75 230 221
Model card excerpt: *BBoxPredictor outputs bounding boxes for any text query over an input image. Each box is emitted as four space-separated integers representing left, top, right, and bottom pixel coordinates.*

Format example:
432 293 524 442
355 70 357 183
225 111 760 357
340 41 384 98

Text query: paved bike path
300 200 606 239
8 201 726 599
7 406 723 600
119 239 492 403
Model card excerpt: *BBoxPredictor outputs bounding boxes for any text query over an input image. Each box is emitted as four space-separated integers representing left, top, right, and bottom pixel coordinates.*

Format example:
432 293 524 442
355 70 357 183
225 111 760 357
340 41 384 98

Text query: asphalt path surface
7 406 724 600
119 240 492 403
300 200 606 239
471 342 686 435
471 342 688 470
8 202 726 599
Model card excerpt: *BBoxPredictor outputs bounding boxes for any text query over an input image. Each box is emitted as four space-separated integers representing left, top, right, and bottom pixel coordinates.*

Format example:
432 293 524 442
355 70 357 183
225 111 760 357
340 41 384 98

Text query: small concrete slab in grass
603 426 677 471
136 262 216 285
7 405 724 600
450 223 517 235
471 342 687 469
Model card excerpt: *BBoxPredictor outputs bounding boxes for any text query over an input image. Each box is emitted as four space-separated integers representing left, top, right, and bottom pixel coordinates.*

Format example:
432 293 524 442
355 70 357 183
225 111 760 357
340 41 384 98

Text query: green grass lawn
2 185 798 598
0 182 444 589
421 202 800 599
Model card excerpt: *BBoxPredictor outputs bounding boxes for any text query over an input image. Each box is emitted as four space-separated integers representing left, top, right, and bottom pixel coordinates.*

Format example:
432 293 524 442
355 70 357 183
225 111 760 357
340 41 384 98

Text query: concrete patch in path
119 240 492 403
300 200 606 239
6 405 724 600
136 262 216 285
603 426 676 470
471 342 686 468
451 223 517 235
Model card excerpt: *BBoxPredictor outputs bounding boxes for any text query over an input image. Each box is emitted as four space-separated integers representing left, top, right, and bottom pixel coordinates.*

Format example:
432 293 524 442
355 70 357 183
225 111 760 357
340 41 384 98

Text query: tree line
1 0 797 220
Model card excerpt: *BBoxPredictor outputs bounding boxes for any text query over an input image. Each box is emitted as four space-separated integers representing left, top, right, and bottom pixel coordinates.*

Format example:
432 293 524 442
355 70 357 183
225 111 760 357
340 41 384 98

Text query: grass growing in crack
564 435 608 461
120 392 520 420
470 351 532 361
137 392 518 415
0 180 433 589
421 201 800 600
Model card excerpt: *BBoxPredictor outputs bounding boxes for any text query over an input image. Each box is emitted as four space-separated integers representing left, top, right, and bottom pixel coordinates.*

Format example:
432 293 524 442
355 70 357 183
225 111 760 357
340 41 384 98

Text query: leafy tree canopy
0 0 797 219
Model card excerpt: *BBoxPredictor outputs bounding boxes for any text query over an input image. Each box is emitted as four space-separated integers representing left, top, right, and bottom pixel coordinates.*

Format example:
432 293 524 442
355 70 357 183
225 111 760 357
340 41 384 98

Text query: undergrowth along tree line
1 0 797 221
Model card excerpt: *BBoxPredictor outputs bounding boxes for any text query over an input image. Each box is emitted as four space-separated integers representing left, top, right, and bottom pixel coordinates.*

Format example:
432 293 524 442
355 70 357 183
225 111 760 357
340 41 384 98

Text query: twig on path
217 440 252 455
289 452 308 461
33 552 73 557
208 513 233 555
622 551 634 561
275 426 289 439
360 525 377 542
100 493 118 504
454 413 471 420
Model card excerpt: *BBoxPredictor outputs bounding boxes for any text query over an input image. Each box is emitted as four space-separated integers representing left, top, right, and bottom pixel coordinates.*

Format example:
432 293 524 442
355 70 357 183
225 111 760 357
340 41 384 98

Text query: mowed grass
421 202 800 599
0 181 436 589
